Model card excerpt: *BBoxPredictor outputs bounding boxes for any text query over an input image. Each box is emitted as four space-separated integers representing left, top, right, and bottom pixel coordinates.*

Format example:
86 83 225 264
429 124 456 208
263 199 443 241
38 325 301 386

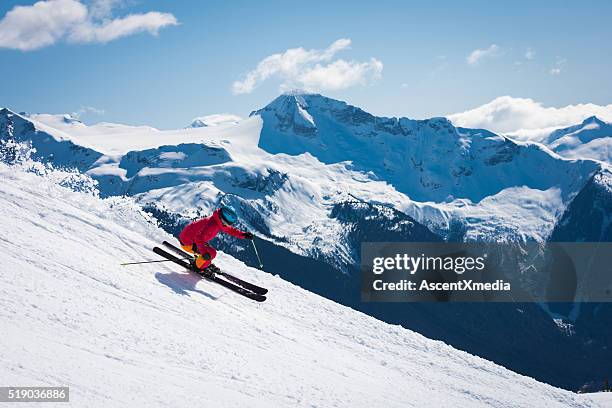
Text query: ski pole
120 257 192 266
251 239 263 269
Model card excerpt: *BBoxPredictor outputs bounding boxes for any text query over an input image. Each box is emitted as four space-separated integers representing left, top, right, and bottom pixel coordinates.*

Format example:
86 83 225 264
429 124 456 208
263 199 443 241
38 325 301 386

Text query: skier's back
178 204 253 273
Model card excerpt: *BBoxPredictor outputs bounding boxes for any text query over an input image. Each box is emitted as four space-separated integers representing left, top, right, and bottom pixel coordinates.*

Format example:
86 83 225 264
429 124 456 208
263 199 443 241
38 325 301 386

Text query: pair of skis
153 241 267 302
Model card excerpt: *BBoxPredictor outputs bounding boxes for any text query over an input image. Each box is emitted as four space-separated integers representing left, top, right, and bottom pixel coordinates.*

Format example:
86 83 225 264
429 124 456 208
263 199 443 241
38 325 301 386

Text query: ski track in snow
0 163 606 407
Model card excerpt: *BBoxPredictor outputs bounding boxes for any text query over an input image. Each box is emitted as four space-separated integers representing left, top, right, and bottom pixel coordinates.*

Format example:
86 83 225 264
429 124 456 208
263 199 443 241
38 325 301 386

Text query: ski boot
195 263 220 278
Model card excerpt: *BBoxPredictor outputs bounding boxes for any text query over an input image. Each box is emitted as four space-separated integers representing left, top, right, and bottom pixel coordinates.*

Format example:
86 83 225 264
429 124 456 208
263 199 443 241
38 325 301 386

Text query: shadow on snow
155 271 218 300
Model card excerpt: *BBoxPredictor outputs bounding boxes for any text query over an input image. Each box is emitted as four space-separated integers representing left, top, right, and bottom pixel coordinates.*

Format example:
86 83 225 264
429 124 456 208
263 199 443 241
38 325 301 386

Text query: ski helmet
219 204 237 225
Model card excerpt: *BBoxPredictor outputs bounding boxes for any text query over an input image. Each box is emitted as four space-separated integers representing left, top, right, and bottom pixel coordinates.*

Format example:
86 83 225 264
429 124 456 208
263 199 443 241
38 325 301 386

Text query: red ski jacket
179 209 246 254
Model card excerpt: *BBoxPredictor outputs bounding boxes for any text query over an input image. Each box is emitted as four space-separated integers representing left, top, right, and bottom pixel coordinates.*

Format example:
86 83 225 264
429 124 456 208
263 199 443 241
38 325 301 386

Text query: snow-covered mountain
251 94 607 243
2 95 603 246
2 93 611 391
550 168 612 242
254 94 598 203
4 161 607 407
542 116 612 163
446 96 612 143
446 97 611 164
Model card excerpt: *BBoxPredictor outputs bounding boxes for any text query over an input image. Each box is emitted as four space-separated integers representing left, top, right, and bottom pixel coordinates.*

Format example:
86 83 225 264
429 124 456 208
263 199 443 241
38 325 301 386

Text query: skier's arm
221 224 251 239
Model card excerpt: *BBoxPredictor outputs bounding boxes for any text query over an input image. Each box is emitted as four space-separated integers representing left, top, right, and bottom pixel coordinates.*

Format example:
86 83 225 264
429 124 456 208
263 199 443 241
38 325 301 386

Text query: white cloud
466 44 501 66
232 39 383 94
89 0 122 19
549 57 566 75
447 96 612 139
72 105 105 118
0 0 177 51
0 0 86 50
69 11 177 43
189 113 242 128
525 47 535 60
292 58 383 92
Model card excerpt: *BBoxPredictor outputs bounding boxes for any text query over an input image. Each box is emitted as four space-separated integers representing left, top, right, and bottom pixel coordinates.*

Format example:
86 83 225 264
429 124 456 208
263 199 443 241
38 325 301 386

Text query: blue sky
0 0 611 129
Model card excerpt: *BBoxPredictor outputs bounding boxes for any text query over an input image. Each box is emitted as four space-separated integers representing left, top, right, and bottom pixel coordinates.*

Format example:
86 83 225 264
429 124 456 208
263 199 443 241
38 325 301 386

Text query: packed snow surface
0 164 604 407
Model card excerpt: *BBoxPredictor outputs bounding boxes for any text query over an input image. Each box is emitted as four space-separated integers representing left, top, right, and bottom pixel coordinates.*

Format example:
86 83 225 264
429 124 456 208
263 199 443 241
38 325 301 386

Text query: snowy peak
544 115 612 162
256 94 522 148
1 108 36 138
583 115 606 126
252 94 601 203
0 107 13 124
251 93 319 136
187 113 242 128
252 92 419 136
189 118 208 128
0 108 105 171
1 107 18 120
547 115 611 144
252 93 468 150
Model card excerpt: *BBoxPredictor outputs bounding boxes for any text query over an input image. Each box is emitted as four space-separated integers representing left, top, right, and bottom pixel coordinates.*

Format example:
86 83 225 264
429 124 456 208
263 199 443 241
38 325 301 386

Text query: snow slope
0 164 603 407
3 96 611 391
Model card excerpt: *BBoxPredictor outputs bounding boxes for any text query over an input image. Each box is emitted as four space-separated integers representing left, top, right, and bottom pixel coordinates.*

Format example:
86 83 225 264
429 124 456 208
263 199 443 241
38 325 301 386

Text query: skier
178 204 254 274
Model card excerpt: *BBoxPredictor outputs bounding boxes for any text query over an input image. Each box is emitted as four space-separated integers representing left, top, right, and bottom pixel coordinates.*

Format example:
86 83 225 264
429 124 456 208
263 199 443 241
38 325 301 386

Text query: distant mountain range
1 93 611 390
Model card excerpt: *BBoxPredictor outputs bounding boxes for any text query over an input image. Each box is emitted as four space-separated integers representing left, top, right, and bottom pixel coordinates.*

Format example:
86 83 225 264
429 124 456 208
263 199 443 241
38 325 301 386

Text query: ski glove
242 232 254 240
